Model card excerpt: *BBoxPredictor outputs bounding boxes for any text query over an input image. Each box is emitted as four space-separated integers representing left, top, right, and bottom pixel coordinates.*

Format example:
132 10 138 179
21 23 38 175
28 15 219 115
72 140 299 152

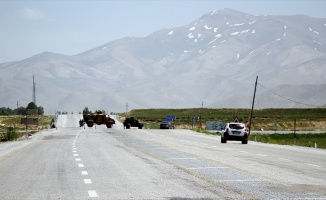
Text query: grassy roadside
120 108 326 149
0 115 53 141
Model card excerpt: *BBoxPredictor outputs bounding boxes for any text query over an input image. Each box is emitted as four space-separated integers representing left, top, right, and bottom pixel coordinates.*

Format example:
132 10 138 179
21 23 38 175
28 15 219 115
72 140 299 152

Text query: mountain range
1 8 325 114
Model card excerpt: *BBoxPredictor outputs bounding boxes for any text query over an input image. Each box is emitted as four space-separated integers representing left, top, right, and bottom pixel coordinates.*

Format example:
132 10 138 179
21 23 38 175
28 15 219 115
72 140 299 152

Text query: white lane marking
88 190 98 198
84 179 92 184
78 164 84 168
306 163 322 168
203 143 208 146
224 148 232 150
82 171 88 175
212 146 219 148
279 158 291 161
217 179 262 182
73 147 77 150
239 151 248 153
256 153 267 157
187 166 228 170
73 150 77 153
74 154 79 157
76 158 81 161
169 158 197 160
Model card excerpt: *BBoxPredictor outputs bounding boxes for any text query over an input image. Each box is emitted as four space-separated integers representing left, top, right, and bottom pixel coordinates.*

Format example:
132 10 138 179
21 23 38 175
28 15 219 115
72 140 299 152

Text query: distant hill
0 8 325 114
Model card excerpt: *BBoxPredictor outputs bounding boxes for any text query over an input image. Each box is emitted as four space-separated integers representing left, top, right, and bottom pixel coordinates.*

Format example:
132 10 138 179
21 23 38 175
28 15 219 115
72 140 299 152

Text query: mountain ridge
1 9 325 114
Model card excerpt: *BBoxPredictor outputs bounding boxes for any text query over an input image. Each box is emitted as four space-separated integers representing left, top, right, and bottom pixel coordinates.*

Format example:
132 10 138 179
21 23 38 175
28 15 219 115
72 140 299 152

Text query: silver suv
221 123 249 144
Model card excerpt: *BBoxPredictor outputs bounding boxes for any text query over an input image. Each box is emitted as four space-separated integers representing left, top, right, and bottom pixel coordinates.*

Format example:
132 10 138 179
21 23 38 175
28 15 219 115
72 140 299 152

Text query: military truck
123 117 143 129
80 111 115 128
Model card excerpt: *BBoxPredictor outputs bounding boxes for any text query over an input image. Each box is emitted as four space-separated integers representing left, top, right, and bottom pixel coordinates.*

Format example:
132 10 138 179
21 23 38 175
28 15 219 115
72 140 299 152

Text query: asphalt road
0 114 325 199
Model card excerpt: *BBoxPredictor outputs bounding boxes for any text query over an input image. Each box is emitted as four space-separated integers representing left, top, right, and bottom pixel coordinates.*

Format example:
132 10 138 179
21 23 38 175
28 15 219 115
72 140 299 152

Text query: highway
0 114 325 199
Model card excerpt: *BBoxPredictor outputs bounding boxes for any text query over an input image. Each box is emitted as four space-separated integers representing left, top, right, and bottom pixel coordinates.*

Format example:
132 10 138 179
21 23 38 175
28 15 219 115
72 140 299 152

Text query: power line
257 83 323 108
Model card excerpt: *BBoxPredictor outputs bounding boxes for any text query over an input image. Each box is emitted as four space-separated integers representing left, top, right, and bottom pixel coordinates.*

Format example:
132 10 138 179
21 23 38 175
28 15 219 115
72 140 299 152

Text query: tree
83 107 91 115
26 102 37 110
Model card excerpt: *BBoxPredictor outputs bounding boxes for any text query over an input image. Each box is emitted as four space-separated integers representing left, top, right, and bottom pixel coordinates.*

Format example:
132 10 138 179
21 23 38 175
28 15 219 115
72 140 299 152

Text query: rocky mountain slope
1 9 325 114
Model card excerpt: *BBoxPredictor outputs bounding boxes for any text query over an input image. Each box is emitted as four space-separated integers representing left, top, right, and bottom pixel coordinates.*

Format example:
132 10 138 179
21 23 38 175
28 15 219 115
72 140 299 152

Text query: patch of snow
226 22 230 25
189 27 196 31
197 34 202 38
314 31 319 35
236 53 240 61
203 25 212 30
210 10 218 15
184 50 189 53
230 31 240 36
208 38 218 44
213 28 218 32
313 40 322 45
248 20 256 25
309 27 313 31
234 23 245 26
194 39 198 43
102 47 107 50
276 38 281 41
249 50 255 55
215 34 222 38
168 30 174 35
186 33 194 39
324 24 326 26
251 29 256 34
220 40 226 43
284 26 287 29
198 50 205 54
283 32 287 37
266 51 272 55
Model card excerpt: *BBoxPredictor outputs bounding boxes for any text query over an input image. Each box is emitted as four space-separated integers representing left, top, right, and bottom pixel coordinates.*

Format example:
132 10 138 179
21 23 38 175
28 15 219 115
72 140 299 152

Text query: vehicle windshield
229 123 245 130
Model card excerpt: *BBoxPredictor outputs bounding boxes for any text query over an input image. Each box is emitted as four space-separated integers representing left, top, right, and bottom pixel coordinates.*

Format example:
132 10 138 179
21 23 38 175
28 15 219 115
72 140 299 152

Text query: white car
221 122 249 144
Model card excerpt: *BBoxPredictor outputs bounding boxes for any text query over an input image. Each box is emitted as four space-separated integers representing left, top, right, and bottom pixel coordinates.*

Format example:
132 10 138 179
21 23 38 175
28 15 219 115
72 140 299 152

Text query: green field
120 108 326 131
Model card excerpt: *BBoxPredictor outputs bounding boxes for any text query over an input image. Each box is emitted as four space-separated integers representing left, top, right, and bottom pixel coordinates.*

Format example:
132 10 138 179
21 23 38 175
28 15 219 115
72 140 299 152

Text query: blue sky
0 0 325 63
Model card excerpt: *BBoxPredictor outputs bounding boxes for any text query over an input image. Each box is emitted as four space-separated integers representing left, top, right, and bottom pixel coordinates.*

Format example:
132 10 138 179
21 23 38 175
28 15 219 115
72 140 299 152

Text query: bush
4 127 18 141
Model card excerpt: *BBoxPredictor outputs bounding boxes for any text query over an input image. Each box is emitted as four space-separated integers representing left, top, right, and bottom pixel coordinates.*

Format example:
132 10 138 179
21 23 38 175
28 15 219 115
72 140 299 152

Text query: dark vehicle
80 111 115 128
160 121 174 129
221 122 249 144
123 117 143 129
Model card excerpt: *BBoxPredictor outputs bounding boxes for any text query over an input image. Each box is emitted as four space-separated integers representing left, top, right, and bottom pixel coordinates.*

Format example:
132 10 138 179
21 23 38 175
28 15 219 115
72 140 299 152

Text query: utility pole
126 103 129 113
33 75 36 104
248 76 258 135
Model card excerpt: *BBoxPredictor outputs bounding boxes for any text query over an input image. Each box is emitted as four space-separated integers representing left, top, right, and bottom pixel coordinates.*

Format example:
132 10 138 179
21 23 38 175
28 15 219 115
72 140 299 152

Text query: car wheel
242 140 248 144
221 137 226 143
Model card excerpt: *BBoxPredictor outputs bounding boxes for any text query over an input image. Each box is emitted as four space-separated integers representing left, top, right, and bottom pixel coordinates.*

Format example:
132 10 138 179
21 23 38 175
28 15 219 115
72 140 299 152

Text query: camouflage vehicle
80 111 115 128
123 117 143 129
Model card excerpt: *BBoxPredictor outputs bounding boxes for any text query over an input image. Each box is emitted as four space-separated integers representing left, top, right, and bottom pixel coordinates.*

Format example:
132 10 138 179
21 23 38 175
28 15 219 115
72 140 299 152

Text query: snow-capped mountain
1 9 325 114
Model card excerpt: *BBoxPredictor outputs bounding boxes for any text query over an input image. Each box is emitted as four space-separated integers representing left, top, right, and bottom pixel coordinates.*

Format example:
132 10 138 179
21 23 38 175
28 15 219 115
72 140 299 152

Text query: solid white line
82 171 88 175
88 190 98 198
84 179 92 184
216 179 262 182
187 166 228 170
78 164 84 168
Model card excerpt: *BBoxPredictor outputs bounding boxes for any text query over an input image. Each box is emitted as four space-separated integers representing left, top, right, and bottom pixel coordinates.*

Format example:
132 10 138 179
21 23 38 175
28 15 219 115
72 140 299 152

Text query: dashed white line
88 190 98 198
78 164 84 168
74 154 79 157
169 158 197 160
82 171 88 175
279 158 291 161
84 179 92 184
256 153 267 157
239 151 248 153
306 163 322 168
76 158 81 161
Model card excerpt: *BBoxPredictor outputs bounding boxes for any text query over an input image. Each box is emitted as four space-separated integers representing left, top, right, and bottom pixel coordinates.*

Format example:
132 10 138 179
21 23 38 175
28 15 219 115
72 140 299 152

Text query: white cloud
22 7 48 20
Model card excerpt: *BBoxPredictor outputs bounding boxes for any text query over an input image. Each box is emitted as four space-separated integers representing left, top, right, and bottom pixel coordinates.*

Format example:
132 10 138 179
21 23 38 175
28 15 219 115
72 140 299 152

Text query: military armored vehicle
123 117 143 129
80 111 115 128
